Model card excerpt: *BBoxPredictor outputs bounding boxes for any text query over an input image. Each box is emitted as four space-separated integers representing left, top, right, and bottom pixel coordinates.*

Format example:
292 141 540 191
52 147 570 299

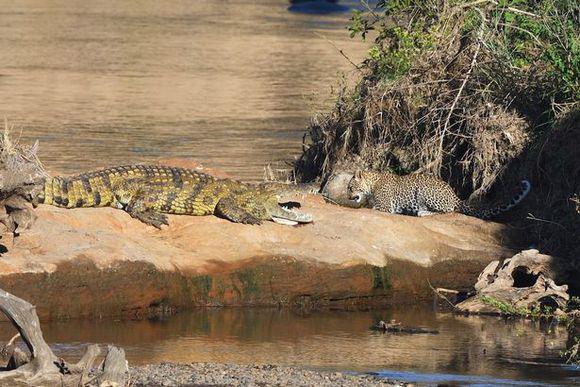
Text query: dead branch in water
0 288 128 386
427 280 459 310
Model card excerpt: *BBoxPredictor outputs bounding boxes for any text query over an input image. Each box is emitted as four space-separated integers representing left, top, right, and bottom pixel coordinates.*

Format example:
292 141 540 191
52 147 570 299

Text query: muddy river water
0 1 578 385
1 307 578 385
0 0 367 181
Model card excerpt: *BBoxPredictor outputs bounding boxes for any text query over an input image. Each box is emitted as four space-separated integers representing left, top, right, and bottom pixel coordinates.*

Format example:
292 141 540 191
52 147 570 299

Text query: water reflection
0 0 368 181
0 307 577 385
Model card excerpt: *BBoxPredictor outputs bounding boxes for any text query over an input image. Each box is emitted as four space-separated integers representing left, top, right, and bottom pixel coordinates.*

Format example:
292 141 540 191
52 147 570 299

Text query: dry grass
0 118 46 197
294 31 536 199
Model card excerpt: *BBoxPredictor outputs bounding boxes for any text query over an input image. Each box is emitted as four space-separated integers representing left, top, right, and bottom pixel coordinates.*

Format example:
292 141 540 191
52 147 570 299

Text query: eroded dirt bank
0 195 516 320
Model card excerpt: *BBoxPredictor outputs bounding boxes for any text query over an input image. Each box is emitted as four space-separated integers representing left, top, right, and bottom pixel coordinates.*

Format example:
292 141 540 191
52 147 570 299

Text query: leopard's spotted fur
347 170 531 219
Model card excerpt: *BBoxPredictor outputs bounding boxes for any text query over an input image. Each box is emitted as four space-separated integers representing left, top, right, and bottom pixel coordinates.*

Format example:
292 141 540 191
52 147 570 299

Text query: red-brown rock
0 195 517 320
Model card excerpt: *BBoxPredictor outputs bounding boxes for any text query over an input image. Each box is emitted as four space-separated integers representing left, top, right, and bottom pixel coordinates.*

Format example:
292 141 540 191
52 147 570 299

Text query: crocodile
21 165 313 228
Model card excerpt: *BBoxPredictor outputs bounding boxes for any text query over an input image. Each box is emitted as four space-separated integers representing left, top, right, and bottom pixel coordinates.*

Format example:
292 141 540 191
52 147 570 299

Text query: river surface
1 307 578 386
1 2 578 386
0 0 367 181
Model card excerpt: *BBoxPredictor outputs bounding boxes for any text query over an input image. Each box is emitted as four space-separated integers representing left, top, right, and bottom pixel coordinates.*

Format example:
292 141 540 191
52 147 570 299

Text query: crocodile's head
258 192 313 226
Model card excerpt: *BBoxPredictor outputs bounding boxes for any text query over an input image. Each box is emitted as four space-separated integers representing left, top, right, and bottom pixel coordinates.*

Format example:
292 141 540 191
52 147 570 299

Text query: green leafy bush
347 0 578 101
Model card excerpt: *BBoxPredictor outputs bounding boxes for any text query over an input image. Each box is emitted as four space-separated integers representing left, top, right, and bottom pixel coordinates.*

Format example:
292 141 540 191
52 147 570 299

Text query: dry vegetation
0 119 46 196
294 0 579 263
0 120 46 234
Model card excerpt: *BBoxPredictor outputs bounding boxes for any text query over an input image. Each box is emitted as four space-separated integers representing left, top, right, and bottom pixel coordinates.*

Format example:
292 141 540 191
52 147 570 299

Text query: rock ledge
0 195 516 319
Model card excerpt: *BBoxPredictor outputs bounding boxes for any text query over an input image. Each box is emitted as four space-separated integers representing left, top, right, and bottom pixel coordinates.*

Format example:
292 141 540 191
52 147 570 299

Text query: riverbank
129 362 402 386
0 192 517 320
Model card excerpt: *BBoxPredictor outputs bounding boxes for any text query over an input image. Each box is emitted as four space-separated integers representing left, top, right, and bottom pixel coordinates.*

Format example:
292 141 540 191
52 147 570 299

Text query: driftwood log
0 288 128 386
456 249 571 315
0 333 30 370
99 346 129 387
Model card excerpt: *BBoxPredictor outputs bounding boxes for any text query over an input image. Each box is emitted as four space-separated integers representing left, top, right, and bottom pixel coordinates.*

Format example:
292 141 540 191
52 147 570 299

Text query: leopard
347 170 531 219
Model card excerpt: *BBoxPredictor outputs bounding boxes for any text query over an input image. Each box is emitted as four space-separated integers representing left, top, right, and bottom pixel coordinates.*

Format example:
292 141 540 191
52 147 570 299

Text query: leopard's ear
354 170 362 179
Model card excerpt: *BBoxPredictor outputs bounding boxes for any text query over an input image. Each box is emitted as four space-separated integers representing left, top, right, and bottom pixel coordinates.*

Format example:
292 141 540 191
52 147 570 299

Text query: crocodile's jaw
269 204 313 225
271 217 299 226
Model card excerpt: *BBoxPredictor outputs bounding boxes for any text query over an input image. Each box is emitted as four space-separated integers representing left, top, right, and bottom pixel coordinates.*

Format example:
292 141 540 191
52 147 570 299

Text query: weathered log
8 347 30 371
72 344 101 373
0 288 129 386
68 343 102 386
456 249 571 315
1 333 20 362
98 345 128 387
0 288 59 381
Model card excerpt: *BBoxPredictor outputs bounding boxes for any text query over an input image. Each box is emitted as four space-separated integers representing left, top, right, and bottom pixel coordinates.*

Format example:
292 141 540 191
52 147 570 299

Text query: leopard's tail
458 180 531 219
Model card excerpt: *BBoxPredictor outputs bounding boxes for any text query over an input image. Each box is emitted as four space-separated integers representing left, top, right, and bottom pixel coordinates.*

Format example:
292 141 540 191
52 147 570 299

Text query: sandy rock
0 195 516 319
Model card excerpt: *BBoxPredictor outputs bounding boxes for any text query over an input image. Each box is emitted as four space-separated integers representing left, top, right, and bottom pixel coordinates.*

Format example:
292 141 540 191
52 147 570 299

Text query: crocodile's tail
37 176 114 208
458 180 531 219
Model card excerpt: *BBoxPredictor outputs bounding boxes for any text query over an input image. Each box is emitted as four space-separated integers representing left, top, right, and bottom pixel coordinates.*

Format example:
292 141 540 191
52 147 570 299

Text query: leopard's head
347 170 377 206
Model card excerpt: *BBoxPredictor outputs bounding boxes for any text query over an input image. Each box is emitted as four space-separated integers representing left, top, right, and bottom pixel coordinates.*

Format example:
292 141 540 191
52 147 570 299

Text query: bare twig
427 280 458 310
359 0 382 23
496 22 543 45
438 29 483 163
458 0 541 18
566 341 579 364
526 213 569 231
6 333 21 347
313 32 363 72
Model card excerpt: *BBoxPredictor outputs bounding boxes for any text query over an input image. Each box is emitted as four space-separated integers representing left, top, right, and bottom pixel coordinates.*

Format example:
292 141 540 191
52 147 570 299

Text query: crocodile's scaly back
36 164 313 227
38 165 217 209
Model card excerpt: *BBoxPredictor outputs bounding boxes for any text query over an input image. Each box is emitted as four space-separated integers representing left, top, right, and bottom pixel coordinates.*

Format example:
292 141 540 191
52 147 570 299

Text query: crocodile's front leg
125 200 169 229
115 179 169 229
214 197 261 225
